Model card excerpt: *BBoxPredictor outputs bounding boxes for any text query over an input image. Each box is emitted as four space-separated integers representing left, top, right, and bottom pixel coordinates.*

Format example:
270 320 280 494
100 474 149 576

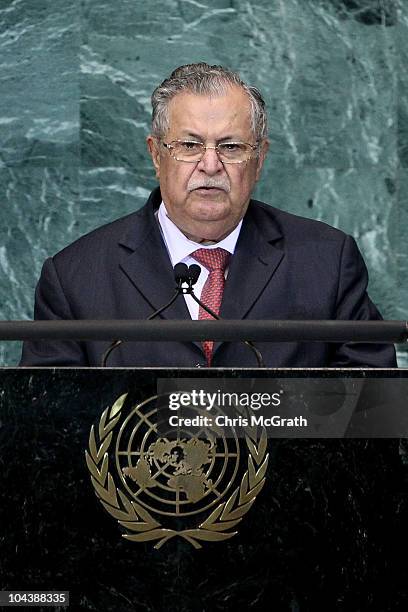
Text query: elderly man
20 63 396 367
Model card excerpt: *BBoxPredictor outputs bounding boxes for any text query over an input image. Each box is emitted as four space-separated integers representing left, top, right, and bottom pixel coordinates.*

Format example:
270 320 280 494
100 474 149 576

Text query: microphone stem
101 288 182 366
100 339 122 368
184 288 219 320
147 288 182 320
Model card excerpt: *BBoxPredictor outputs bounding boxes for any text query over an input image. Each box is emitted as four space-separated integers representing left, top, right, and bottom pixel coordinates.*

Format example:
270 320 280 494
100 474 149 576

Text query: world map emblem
86 392 268 549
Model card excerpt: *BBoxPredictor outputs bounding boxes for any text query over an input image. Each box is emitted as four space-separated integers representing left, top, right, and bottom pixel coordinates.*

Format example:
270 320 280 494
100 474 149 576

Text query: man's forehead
167 87 252 136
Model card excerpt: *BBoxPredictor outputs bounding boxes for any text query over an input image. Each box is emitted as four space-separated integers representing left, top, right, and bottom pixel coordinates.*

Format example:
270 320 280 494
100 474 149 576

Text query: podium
1 367 407 610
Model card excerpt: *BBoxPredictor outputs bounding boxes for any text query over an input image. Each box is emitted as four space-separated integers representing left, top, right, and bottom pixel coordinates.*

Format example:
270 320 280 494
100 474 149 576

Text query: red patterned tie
191 247 231 366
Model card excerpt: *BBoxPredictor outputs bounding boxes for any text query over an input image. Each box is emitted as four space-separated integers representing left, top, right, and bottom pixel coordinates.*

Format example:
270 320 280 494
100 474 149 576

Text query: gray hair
151 62 267 141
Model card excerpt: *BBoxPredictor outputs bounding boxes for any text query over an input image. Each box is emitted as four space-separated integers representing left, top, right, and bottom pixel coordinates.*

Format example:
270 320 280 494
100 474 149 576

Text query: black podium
1 367 407 611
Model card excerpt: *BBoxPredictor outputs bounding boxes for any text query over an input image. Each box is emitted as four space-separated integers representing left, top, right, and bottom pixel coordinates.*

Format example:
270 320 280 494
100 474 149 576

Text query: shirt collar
157 201 242 266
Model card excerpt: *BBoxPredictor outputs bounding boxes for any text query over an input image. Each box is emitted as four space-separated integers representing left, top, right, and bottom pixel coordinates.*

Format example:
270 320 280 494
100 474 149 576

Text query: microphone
147 263 188 320
100 263 189 366
174 262 191 286
183 264 265 367
188 264 201 286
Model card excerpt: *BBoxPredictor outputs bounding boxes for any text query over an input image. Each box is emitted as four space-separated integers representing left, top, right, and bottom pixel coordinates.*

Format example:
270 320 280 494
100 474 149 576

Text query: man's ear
255 139 269 181
146 135 161 179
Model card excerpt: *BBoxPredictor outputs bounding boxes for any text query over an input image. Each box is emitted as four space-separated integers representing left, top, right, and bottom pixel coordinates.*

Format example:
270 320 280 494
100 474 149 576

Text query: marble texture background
0 0 407 365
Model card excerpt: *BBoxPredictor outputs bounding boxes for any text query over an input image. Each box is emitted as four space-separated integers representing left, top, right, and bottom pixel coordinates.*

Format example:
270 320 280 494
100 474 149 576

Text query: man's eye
180 141 202 151
219 143 242 152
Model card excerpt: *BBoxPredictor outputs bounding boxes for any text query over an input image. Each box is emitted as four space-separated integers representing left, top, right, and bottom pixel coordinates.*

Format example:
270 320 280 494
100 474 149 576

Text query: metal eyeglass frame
161 139 260 164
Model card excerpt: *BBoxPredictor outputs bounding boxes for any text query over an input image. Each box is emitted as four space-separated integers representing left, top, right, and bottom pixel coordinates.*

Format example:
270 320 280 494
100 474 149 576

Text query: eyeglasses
161 139 259 164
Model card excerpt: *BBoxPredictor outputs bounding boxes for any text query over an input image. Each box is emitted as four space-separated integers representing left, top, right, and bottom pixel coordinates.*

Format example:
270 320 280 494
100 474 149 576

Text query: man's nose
196 146 224 174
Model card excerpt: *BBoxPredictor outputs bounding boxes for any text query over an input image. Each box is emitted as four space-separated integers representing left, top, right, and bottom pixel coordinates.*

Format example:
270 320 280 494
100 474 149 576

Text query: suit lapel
118 189 191 321
220 207 284 318
213 202 285 355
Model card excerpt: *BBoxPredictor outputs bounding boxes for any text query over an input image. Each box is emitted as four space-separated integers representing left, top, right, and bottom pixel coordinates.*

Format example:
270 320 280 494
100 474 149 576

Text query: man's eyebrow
182 131 242 142
182 132 204 141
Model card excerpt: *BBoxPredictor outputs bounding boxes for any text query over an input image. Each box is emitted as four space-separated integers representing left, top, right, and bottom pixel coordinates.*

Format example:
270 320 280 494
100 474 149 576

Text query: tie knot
191 247 231 272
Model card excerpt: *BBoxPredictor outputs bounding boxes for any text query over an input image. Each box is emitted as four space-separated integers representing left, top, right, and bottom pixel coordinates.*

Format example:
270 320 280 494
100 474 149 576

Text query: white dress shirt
157 202 242 319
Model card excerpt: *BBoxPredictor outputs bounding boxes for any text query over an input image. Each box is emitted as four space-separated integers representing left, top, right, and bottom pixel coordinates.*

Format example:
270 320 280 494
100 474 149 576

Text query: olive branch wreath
85 393 269 550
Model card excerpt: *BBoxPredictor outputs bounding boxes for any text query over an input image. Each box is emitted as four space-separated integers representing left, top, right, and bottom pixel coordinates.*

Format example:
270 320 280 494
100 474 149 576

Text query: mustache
187 178 231 193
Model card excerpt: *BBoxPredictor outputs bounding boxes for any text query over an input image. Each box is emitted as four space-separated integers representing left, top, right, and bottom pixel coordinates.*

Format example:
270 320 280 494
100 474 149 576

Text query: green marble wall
1 0 407 365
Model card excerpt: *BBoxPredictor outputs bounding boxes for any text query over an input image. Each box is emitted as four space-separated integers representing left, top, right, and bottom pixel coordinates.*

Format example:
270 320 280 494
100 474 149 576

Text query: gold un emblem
86 392 268 549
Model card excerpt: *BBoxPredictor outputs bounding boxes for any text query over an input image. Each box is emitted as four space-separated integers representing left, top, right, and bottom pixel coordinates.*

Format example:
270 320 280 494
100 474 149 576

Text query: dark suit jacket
20 188 397 367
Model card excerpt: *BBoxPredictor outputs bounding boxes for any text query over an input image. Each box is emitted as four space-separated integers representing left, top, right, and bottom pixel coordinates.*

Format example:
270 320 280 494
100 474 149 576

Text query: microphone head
188 264 201 286
174 262 189 285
